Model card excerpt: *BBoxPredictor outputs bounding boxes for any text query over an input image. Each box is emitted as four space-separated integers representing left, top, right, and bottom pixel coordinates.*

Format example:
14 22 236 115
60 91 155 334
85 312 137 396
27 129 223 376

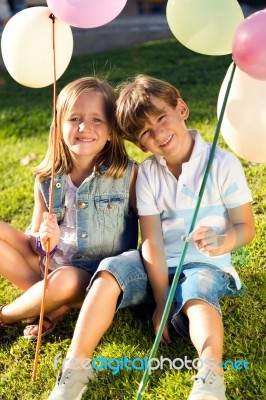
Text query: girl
0 77 148 342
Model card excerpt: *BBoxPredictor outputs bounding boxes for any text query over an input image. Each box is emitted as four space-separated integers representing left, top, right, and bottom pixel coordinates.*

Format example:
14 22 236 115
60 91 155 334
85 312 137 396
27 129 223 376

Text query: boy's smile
159 133 174 147
137 97 193 167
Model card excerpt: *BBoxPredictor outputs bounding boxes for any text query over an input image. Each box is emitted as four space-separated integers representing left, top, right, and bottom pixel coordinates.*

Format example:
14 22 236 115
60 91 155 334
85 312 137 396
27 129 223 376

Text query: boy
116 75 255 400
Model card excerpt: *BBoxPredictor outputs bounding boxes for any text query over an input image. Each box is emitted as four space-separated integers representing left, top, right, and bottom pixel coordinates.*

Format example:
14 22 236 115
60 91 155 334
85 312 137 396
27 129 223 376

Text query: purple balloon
47 0 127 29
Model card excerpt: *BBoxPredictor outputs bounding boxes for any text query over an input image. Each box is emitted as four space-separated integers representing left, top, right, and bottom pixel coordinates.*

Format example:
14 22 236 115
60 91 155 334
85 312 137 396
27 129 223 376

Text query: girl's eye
69 117 80 122
158 114 165 121
92 118 102 124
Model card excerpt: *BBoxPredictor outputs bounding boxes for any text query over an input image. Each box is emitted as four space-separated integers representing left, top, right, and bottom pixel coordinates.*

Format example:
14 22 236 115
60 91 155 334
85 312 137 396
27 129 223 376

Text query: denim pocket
95 196 125 230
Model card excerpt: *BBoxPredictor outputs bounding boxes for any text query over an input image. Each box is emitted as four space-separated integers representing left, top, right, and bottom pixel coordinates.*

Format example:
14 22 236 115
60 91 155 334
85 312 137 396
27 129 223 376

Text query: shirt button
80 232 87 238
56 212 61 218
78 202 86 209
56 182 61 188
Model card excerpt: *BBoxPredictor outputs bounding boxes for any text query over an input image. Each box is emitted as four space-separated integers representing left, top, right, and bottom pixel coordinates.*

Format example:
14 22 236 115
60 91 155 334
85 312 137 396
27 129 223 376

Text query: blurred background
1 0 266 64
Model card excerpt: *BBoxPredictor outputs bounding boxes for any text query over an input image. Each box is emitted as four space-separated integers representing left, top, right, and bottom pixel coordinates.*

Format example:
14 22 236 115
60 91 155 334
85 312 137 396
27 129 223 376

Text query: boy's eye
158 114 165 121
140 130 149 138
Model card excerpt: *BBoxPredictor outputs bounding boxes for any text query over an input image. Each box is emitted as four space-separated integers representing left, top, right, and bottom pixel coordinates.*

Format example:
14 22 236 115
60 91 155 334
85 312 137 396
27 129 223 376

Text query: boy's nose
153 125 163 139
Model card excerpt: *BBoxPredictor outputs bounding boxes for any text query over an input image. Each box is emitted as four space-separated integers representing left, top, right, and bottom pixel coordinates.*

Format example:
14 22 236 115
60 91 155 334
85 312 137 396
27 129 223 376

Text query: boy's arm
191 202 255 256
140 214 172 344
128 163 138 214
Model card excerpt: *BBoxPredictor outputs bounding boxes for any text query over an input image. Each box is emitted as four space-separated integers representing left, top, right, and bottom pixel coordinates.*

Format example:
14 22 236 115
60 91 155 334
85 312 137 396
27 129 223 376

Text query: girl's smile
63 91 110 159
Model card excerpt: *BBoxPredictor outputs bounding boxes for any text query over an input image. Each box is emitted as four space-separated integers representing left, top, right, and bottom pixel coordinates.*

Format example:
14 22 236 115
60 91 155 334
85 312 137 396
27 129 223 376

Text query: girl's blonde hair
34 77 128 181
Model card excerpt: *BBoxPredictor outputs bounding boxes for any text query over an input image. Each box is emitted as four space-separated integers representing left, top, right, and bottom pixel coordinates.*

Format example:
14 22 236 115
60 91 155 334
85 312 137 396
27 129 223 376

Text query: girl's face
62 91 110 159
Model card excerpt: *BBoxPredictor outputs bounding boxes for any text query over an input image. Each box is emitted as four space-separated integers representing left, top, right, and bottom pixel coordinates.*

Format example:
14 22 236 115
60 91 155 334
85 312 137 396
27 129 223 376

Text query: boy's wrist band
35 236 57 257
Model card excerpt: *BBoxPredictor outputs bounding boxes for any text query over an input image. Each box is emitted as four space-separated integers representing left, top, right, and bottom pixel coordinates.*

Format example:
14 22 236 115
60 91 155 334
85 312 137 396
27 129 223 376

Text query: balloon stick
32 14 58 382
135 62 236 400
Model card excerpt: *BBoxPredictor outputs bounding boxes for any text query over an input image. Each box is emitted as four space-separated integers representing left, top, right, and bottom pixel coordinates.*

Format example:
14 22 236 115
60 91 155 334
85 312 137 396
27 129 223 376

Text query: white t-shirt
49 175 77 270
136 130 252 285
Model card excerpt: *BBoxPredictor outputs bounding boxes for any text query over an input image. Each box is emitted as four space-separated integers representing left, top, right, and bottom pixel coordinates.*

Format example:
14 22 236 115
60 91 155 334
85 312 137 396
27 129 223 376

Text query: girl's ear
176 98 189 121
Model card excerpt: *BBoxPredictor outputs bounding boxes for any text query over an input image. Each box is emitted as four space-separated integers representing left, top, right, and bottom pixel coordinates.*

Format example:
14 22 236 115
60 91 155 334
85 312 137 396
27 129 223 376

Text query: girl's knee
93 270 121 294
48 267 91 302
0 221 11 240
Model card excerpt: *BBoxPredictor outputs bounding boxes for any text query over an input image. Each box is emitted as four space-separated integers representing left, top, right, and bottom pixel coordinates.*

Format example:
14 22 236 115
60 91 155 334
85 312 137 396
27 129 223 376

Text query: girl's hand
39 212 61 252
188 226 225 257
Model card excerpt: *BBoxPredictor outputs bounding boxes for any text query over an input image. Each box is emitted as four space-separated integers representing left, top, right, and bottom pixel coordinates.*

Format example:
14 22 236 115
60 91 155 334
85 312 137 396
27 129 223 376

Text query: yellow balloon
217 63 266 163
166 0 244 55
1 7 73 88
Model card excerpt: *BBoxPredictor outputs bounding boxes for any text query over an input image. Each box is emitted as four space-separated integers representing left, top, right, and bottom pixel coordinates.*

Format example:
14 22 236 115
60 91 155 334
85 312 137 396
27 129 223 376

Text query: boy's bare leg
183 299 224 375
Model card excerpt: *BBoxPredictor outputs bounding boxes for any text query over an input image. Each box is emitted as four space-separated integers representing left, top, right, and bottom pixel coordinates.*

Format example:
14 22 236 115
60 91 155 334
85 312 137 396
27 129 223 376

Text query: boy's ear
135 140 148 152
176 98 189 120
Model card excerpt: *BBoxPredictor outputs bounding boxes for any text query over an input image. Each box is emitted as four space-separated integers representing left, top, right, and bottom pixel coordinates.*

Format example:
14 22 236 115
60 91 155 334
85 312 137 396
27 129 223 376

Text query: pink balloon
232 9 266 80
47 0 127 29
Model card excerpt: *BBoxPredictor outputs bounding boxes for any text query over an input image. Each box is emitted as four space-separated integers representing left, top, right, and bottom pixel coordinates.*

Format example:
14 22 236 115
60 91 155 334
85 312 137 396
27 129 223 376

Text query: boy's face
136 96 191 163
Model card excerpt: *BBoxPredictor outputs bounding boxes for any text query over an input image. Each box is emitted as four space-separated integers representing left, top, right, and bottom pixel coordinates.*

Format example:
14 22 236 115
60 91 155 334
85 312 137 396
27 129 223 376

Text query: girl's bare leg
1 266 91 326
64 271 121 367
0 221 40 289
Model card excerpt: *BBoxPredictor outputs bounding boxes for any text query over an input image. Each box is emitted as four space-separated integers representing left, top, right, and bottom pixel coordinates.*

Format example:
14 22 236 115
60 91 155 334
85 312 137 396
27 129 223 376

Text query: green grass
0 38 265 400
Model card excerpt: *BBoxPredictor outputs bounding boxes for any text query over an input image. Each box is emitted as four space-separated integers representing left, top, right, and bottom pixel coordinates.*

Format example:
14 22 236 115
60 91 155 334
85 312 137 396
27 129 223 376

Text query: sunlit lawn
0 38 265 399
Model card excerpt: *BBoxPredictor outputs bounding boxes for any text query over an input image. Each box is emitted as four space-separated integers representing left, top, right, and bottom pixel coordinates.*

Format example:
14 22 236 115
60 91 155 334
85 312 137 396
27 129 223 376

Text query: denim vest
39 160 138 270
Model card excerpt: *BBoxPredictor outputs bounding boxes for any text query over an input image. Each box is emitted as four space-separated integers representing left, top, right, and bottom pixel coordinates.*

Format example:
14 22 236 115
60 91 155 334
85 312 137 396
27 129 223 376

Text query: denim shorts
169 262 245 339
88 249 154 308
88 254 244 340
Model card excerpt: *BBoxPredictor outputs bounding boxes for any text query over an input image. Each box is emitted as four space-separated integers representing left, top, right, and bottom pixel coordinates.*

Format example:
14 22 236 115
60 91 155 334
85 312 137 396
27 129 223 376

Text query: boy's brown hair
116 74 181 143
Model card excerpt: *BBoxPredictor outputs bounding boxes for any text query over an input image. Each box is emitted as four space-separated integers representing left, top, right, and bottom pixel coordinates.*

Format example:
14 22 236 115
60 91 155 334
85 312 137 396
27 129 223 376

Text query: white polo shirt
136 130 252 282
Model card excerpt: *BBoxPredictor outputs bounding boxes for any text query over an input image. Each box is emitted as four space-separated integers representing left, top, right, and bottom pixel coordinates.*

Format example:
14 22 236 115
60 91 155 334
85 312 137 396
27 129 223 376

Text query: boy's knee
183 299 210 314
183 299 221 319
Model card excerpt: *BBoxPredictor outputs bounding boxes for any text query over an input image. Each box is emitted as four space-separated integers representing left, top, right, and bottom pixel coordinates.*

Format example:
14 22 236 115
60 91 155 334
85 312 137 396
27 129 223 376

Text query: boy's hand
152 304 174 345
39 212 61 252
184 226 225 257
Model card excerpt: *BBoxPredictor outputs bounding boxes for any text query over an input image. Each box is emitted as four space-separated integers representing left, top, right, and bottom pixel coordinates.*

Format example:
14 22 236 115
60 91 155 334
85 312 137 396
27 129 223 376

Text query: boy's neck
165 136 194 180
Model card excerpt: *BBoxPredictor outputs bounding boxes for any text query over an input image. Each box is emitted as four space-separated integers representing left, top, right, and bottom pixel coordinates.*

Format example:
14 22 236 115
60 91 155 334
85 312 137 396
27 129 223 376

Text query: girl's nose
78 121 90 132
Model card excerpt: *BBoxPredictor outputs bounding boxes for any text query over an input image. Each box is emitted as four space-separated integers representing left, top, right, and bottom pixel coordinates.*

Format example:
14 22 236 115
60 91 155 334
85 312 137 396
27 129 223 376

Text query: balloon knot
49 14 55 22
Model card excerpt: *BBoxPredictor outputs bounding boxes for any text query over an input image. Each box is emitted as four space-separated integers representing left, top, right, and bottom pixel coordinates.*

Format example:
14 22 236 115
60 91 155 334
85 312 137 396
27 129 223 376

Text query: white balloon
1 7 73 88
166 0 244 56
217 63 266 163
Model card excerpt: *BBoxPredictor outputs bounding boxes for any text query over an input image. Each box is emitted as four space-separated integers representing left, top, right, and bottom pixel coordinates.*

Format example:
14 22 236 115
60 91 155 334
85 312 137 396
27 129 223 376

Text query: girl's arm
139 214 172 344
191 202 255 256
30 179 61 253
31 178 47 235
